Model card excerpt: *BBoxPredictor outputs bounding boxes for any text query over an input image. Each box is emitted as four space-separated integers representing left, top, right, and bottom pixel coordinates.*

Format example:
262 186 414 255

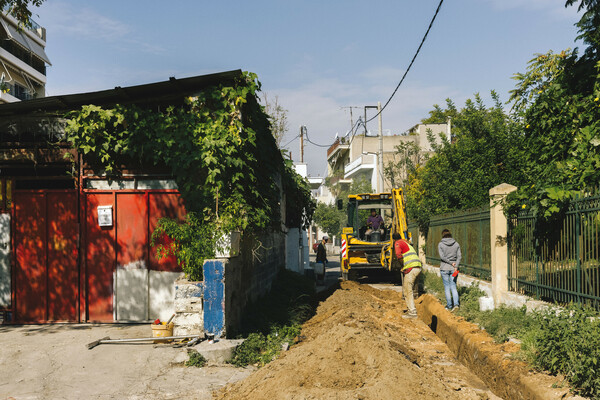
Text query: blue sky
34 0 582 175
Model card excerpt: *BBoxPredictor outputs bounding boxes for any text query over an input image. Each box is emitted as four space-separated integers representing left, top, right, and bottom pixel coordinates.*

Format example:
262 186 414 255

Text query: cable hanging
367 0 444 123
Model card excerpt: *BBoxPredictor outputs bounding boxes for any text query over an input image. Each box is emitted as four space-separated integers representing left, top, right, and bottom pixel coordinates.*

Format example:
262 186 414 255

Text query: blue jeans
441 270 459 309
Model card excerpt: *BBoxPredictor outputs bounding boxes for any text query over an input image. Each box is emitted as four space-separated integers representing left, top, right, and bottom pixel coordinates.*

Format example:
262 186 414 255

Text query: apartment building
326 122 450 193
0 7 50 103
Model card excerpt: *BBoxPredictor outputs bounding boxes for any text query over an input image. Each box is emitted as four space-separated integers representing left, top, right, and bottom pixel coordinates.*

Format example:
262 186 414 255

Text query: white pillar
489 183 517 305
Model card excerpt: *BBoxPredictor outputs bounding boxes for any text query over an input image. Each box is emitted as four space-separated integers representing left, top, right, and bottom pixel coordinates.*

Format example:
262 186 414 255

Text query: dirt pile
216 282 498 400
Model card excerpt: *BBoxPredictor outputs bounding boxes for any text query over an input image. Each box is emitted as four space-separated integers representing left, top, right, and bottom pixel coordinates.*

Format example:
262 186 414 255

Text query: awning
0 18 51 65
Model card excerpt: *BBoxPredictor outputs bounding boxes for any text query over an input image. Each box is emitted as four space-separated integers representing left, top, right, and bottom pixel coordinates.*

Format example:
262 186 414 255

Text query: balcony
0 81 34 101
326 138 349 162
2 5 45 40
344 154 376 178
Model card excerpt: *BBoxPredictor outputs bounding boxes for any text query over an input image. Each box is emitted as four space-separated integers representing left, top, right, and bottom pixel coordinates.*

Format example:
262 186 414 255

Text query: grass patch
422 269 600 398
185 349 207 367
229 268 316 367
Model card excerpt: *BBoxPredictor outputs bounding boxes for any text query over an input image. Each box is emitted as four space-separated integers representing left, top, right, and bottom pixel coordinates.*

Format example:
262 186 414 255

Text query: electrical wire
281 134 300 148
304 131 332 148
367 0 444 123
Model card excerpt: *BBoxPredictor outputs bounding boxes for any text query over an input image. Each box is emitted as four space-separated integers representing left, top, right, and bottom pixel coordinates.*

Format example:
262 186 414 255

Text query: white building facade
0 7 50 104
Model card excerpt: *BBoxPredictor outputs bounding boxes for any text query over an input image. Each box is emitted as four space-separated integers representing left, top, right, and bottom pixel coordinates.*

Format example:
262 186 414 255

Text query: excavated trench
216 281 581 400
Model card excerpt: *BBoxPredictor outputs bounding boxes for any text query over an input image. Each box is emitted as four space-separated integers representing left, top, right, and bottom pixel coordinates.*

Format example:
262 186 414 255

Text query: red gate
13 190 79 322
83 190 185 322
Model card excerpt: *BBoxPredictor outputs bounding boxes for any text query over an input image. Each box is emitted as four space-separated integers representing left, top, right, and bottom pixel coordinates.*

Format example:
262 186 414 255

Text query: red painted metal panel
116 193 148 268
14 192 47 322
47 192 78 321
85 193 115 321
148 193 186 272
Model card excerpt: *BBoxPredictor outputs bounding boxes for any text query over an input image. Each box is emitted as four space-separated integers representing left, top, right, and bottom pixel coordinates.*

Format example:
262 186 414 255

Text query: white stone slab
149 270 181 321
115 267 148 321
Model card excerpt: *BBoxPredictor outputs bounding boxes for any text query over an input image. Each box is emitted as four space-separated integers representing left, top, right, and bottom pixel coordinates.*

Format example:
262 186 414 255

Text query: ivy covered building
0 70 310 329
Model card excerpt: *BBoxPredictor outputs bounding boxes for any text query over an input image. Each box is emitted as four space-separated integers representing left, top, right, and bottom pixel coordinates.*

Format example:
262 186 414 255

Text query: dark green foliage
1 0 44 27
229 269 316 367
185 349 207 367
505 2 600 218
522 305 600 399
313 177 372 238
405 94 527 231
150 212 215 281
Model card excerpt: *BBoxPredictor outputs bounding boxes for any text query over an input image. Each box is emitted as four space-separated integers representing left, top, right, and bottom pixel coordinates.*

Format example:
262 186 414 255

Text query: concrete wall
223 230 285 336
285 227 309 274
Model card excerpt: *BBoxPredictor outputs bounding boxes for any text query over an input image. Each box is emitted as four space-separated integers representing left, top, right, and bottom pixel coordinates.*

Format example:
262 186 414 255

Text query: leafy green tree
1 0 44 27
505 1 600 217
405 93 527 231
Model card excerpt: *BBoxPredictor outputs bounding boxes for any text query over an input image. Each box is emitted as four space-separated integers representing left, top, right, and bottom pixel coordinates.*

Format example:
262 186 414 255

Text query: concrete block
174 280 203 300
479 296 495 311
175 297 203 314
172 312 204 336
194 339 244 364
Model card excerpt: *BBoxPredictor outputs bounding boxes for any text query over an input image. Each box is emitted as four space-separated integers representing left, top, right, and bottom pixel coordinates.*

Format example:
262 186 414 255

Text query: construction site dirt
216 281 581 400
0 281 583 400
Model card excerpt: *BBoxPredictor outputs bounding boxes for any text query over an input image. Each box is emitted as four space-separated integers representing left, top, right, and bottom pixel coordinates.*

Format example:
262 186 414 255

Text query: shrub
522 305 600 399
229 269 316 367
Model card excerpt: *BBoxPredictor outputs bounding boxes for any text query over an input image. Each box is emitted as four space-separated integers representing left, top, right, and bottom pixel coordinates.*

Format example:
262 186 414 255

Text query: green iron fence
508 193 600 309
407 222 419 252
425 206 491 280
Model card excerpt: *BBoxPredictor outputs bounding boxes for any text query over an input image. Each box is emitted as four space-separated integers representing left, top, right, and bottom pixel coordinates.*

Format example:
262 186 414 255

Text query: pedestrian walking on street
315 236 329 284
392 233 422 319
438 229 461 311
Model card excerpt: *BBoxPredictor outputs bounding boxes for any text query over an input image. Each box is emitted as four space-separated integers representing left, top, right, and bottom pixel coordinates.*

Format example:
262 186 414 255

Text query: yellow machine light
360 194 370 200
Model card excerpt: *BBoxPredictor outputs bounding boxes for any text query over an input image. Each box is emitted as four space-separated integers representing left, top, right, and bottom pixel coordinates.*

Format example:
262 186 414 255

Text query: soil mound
215 281 497 400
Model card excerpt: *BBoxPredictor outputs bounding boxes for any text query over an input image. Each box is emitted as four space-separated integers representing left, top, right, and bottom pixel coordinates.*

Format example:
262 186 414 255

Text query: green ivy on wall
63 71 314 278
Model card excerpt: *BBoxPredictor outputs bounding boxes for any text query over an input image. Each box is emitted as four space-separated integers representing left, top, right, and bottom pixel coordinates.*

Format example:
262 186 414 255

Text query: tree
505 1 600 217
404 93 527 231
312 177 373 238
1 0 44 27
384 140 423 190
262 93 288 147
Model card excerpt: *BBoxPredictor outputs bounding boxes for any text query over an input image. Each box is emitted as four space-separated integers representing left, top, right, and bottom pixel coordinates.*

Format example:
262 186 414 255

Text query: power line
304 131 332 148
367 0 444 123
281 134 300 148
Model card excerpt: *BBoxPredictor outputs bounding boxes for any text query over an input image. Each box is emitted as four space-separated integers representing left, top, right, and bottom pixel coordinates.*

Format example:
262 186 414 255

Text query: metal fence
407 222 419 252
508 194 600 309
425 206 491 280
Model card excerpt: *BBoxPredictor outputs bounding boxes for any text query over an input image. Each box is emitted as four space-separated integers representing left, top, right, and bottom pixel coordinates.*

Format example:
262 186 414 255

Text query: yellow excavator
338 188 410 281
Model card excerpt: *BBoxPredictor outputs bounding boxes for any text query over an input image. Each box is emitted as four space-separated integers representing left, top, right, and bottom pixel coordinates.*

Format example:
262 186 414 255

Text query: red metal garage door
14 190 79 323
84 190 185 322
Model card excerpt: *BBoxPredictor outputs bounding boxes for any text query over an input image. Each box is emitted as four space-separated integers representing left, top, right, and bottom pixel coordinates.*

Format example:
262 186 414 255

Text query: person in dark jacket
438 229 461 310
315 236 328 283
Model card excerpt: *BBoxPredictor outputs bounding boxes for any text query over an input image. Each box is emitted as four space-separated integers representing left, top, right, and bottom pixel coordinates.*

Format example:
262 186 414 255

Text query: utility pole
300 126 306 163
377 102 384 193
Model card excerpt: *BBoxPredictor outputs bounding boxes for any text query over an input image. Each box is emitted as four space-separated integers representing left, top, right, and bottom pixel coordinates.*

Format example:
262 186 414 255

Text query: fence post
489 183 517 305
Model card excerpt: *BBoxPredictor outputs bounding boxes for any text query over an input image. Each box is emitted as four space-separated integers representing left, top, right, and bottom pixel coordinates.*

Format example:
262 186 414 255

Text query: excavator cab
339 189 410 281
